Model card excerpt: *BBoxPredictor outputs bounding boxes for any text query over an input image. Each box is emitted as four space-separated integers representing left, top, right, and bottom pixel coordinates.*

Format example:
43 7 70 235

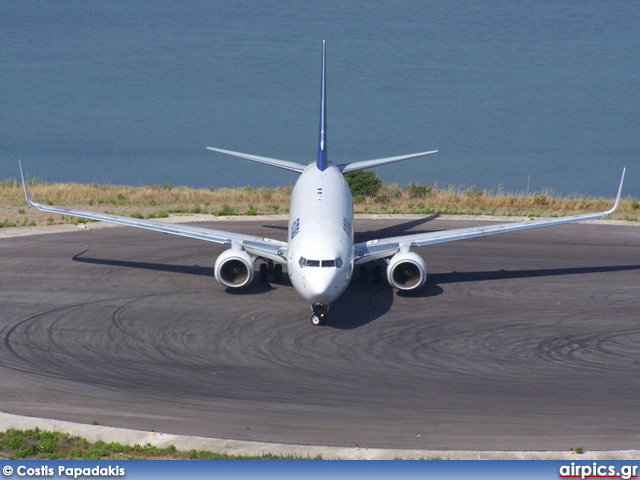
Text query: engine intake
387 251 427 290
214 248 255 288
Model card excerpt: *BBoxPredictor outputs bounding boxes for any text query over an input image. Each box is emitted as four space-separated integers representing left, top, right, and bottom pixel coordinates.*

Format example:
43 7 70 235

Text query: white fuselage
287 164 354 306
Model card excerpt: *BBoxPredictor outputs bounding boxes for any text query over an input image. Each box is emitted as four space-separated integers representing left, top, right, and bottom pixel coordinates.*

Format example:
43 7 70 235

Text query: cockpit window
299 257 343 268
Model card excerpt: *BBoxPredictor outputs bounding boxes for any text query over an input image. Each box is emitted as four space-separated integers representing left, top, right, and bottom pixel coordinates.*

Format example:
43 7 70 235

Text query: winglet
18 160 36 207
607 167 626 215
317 40 328 171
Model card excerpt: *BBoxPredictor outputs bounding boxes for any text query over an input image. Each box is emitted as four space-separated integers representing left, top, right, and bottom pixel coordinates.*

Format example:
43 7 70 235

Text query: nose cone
295 268 347 305
304 273 336 303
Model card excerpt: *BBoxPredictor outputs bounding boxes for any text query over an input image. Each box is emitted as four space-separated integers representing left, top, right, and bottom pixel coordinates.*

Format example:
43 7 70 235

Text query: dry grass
356 182 639 221
0 178 638 228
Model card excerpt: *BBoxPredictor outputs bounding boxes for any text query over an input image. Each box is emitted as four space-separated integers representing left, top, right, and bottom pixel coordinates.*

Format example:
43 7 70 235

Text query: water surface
1 1 638 197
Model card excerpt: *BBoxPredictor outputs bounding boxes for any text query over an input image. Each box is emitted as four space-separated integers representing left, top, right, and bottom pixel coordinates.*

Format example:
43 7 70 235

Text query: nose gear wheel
310 304 329 326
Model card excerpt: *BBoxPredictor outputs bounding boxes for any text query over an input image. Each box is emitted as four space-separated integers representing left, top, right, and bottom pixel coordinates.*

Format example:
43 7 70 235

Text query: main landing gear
258 261 283 283
311 304 328 326
359 263 383 284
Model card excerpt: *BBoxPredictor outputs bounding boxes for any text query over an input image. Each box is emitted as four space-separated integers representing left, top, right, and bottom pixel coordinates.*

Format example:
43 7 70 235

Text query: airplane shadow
72 250 283 295
354 214 440 243
327 282 395 330
72 250 215 277
72 251 640 327
331 263 640 328
262 214 441 243
400 264 640 299
225 274 292 295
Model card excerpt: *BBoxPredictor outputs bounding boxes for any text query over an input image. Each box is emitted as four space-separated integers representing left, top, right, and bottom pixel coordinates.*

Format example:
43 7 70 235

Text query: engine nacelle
387 251 427 290
214 248 255 288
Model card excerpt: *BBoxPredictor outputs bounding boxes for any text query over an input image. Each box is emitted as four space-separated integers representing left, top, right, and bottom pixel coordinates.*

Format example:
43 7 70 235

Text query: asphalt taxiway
0 216 638 451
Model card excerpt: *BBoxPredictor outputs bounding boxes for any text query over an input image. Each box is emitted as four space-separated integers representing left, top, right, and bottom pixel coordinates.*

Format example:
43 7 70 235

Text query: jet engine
214 248 255 288
386 251 427 290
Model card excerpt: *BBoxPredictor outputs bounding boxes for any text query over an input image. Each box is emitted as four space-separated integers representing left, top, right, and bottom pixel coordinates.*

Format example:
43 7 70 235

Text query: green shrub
198 450 217 460
5 436 26 449
68 448 82 458
106 442 125 453
533 193 549 206
13 445 36 458
344 171 382 197
149 210 169 219
216 204 237 216
0 219 17 228
404 183 432 199
38 436 57 453
145 443 161 455
83 448 108 460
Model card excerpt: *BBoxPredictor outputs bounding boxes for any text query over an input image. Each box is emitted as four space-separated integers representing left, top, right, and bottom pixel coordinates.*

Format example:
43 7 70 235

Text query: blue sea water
1 1 638 197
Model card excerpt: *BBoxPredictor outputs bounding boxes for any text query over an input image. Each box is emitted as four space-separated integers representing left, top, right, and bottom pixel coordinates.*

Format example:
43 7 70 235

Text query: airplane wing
354 169 626 265
18 161 288 264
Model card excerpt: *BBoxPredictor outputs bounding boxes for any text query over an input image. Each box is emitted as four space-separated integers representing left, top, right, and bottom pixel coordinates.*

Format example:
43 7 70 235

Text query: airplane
19 41 626 326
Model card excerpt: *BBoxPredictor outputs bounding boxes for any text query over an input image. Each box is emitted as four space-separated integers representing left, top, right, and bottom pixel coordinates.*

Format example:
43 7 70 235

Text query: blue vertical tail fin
317 40 328 171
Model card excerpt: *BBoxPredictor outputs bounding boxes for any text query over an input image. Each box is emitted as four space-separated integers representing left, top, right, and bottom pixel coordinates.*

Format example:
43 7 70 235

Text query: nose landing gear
311 304 329 326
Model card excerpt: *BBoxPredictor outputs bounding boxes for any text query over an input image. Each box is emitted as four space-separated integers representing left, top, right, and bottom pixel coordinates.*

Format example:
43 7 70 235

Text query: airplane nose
307 276 331 296
301 271 343 304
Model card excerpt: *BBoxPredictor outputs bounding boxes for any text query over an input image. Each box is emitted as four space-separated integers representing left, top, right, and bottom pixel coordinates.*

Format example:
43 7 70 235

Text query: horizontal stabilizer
338 150 438 173
207 147 306 173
